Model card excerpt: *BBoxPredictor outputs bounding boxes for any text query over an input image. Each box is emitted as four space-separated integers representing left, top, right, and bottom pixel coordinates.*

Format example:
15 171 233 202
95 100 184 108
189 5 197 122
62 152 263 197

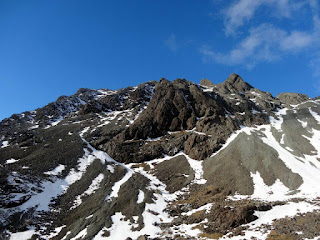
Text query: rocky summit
1 73 320 240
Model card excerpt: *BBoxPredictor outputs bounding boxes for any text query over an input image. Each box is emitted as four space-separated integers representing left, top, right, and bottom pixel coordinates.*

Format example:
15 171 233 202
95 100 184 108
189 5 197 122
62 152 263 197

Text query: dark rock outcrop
1 73 318 240
216 73 253 94
154 155 195 193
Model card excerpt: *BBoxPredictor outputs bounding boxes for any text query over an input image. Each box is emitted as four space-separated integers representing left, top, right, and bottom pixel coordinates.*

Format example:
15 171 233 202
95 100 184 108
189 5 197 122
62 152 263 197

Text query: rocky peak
200 78 215 87
122 78 199 140
100 76 274 164
1 74 320 240
276 92 310 105
217 73 253 94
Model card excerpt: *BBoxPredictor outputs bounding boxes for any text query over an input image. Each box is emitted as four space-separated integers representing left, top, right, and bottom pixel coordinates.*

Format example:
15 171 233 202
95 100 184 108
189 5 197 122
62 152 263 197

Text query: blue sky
1 0 320 120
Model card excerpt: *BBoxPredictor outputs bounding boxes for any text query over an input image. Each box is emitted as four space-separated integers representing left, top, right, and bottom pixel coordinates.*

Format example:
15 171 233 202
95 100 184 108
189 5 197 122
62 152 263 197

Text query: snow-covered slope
1 74 320 240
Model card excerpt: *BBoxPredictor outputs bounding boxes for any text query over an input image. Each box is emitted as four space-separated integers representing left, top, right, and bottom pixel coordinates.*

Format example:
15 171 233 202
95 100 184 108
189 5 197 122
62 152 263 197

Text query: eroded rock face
1 73 319 240
276 92 310 105
124 79 198 138
200 78 215 87
101 79 225 162
216 73 253 94
167 184 273 237
154 155 195 193
101 76 276 163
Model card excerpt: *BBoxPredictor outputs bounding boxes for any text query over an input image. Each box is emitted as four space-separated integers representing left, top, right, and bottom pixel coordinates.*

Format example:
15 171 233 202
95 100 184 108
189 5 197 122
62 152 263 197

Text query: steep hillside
1 74 320 240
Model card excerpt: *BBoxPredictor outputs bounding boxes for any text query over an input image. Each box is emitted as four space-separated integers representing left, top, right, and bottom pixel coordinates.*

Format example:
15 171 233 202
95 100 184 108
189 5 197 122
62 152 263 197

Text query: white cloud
164 33 178 52
223 0 306 35
223 0 263 36
201 24 317 68
280 31 314 51
202 0 320 71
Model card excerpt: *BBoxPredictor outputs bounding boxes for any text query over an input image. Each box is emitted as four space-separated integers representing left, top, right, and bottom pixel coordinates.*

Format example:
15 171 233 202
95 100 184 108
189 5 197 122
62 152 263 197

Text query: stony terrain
1 73 320 240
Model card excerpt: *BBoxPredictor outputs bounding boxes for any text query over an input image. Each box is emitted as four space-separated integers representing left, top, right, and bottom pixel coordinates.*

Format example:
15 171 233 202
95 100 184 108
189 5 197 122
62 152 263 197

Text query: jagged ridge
1 74 320 240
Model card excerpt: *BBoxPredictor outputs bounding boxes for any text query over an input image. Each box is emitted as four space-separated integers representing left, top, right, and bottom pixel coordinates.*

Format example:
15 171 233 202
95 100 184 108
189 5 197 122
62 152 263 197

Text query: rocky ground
1 74 320 239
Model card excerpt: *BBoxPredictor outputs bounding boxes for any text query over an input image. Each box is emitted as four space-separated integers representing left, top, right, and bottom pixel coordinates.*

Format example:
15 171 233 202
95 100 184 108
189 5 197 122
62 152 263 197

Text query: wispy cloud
223 0 262 36
202 0 320 71
223 0 306 36
164 33 178 52
201 23 317 69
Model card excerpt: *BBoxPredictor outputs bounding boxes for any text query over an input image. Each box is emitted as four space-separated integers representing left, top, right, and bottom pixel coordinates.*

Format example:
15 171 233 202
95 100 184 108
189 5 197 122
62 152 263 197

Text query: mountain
1 73 320 240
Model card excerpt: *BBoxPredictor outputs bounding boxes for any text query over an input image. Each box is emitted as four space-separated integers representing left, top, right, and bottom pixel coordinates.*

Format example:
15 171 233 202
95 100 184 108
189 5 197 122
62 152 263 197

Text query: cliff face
1 74 320 240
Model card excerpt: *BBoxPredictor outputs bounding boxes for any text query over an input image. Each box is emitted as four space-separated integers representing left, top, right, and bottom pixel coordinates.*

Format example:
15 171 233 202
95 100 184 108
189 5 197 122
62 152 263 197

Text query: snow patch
297 118 308 128
70 227 88 240
170 219 208 238
285 146 294 152
106 170 133 201
13 142 101 213
222 201 319 240
19 178 67 212
260 125 320 199
72 173 104 209
9 228 36 240
183 153 207 184
182 203 213 216
61 231 71 240
107 165 115 173
146 136 163 141
28 125 39 130
94 212 136 240
251 109 260 114
252 201 319 226
64 148 97 187
1 141 9 148
137 190 145 204
44 116 63 129
250 172 292 201
100 158 176 239
309 108 320 123
44 164 65 176
185 128 211 136
84 173 104 195
269 108 287 131
6 158 19 164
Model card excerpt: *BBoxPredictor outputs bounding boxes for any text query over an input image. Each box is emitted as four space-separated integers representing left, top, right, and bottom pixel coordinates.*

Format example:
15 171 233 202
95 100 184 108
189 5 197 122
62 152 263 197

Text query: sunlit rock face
1 74 320 240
